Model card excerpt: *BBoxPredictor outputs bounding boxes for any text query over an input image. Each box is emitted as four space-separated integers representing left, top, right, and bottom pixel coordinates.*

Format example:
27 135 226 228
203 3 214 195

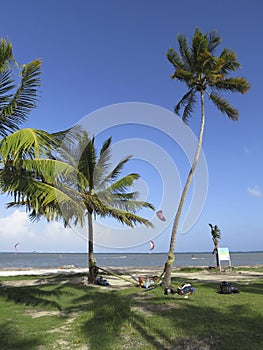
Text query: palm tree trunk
163 91 206 287
215 245 220 268
87 210 98 283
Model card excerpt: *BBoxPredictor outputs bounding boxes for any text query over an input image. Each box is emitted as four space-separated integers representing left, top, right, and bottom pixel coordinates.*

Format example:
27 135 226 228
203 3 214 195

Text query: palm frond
213 77 250 94
0 128 55 160
0 38 14 72
54 126 89 162
51 128 76 147
4 175 85 226
0 70 15 103
219 49 241 73
209 92 239 120
107 173 140 193
93 137 112 188
198 51 220 75
177 34 192 70
166 48 185 70
78 137 96 188
182 90 197 123
192 28 208 59
95 204 154 228
22 158 80 182
111 196 155 212
95 189 137 209
57 139 81 167
98 155 132 190
170 68 193 83
174 88 197 123
207 30 221 53
0 59 41 137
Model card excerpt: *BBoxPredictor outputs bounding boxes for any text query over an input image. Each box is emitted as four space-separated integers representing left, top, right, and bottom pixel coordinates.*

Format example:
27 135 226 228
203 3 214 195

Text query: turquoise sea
0 252 262 269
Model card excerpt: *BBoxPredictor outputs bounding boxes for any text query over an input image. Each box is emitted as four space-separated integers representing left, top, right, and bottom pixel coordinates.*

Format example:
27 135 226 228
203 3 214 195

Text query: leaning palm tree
163 28 250 286
209 223 221 268
58 131 155 283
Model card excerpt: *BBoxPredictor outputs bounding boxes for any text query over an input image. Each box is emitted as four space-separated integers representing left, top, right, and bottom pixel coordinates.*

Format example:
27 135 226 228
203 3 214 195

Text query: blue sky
0 0 262 253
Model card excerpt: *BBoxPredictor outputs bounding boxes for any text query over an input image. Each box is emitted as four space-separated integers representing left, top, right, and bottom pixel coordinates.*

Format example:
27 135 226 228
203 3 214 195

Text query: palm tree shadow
77 284 263 349
1 279 262 349
0 284 71 310
0 322 43 350
76 287 213 349
73 287 197 349
74 289 131 349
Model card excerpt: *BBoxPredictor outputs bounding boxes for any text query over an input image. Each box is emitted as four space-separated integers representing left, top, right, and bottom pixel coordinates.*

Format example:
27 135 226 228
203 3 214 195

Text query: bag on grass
164 286 176 295
219 281 239 294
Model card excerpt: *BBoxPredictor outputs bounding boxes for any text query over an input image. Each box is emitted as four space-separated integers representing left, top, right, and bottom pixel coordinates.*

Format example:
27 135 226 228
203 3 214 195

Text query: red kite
156 210 166 221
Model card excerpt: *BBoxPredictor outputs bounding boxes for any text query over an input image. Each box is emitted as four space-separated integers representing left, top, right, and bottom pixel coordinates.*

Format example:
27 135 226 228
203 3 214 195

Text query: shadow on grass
1 279 262 350
70 284 263 350
133 291 263 349
0 321 42 350
0 284 70 310
237 282 263 295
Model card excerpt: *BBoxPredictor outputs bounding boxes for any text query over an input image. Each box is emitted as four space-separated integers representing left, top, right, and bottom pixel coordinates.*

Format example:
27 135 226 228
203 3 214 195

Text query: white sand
0 267 89 277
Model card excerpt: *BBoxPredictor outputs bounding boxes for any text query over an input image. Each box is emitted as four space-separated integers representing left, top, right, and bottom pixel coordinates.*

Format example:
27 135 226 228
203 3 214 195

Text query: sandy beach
0 266 262 289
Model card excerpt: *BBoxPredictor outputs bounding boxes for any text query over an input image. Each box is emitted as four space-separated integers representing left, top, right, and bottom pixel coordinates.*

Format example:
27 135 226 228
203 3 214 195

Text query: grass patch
174 267 210 273
0 272 88 282
0 275 47 282
175 266 263 274
0 275 262 349
232 266 263 273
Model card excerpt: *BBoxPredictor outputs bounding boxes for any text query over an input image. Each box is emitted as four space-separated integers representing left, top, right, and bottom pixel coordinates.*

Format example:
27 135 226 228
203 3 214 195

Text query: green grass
232 266 263 273
0 274 262 349
175 267 210 273
176 266 263 273
0 275 46 282
0 272 88 282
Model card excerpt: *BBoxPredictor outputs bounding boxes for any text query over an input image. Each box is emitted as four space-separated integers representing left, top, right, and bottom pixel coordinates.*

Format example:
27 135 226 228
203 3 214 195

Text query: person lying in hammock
138 275 159 289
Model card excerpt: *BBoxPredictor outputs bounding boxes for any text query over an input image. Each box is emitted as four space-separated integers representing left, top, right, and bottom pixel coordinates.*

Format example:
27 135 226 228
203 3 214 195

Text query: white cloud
247 185 263 198
0 209 153 252
0 210 34 239
0 210 86 252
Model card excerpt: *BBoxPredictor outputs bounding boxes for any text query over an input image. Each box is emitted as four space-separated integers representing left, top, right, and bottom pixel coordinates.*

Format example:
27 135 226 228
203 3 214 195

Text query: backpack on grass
219 281 239 294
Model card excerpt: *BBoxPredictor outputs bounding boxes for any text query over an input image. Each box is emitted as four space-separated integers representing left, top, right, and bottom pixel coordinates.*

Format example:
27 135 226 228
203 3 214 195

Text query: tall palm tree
163 28 250 286
58 130 155 283
209 223 221 268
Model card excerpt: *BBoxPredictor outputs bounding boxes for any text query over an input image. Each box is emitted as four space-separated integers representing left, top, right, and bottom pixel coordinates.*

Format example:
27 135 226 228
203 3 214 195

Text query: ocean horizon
0 251 262 269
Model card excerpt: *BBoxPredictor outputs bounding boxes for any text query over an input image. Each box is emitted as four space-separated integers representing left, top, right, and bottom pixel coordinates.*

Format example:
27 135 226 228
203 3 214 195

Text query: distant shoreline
1 252 262 270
